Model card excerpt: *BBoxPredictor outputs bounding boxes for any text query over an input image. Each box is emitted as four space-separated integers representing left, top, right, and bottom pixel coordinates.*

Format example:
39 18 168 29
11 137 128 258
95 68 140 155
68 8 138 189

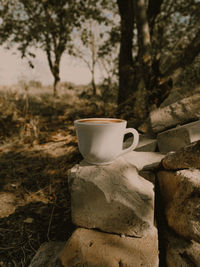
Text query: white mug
74 118 139 165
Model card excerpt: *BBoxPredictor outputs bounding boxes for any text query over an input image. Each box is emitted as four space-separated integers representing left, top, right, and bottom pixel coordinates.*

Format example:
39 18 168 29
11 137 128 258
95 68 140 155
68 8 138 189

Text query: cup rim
74 118 126 125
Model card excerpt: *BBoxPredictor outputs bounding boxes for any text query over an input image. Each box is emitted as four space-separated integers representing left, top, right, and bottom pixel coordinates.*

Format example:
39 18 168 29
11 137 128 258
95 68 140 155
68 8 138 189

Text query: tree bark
133 0 153 118
46 48 61 97
91 68 96 96
91 31 97 96
147 0 164 34
134 0 152 86
53 70 60 97
117 0 134 105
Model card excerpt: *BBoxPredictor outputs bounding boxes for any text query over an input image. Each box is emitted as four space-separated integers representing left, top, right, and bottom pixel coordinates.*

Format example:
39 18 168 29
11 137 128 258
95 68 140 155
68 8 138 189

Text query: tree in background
0 0 79 96
0 0 106 96
117 0 200 123
70 20 102 96
69 0 119 96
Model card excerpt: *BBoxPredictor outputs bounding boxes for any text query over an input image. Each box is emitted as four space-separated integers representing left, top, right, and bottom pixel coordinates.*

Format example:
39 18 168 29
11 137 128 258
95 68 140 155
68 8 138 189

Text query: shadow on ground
0 145 82 267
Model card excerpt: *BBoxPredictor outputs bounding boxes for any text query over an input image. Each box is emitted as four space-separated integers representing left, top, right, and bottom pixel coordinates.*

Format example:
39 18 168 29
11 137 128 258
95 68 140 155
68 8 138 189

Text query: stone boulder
157 169 200 243
149 93 200 133
165 229 200 267
157 120 200 153
161 141 200 170
59 228 159 267
69 157 155 237
29 242 65 267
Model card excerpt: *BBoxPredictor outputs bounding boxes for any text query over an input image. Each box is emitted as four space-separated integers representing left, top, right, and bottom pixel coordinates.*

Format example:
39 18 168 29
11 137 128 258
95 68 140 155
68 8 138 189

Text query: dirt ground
0 85 116 267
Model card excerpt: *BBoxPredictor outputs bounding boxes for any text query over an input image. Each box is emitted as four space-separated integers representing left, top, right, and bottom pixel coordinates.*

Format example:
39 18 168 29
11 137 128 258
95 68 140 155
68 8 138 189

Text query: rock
149 93 200 133
124 135 157 152
161 141 200 170
160 87 200 108
123 151 165 171
139 170 156 185
159 89 185 108
157 120 200 153
157 169 200 243
0 192 16 218
29 241 65 267
59 227 159 267
69 158 155 237
165 229 200 267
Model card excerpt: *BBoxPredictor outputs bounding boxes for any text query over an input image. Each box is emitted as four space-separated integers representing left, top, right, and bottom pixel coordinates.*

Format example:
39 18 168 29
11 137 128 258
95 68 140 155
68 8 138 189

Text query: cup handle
120 128 139 156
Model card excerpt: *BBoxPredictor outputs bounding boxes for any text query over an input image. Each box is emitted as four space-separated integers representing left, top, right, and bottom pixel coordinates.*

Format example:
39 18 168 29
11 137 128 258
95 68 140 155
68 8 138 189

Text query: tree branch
147 0 164 33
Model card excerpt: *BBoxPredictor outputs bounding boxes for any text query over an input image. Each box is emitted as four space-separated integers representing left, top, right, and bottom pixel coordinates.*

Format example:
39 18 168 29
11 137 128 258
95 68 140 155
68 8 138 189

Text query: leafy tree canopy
0 0 113 95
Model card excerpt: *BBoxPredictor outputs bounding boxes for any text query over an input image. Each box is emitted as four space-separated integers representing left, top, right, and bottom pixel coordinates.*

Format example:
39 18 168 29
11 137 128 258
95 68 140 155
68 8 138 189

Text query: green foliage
68 0 120 94
0 0 115 95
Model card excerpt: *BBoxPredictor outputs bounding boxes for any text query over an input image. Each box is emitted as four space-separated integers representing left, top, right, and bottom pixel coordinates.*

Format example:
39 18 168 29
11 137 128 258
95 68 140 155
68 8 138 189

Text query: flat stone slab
59 228 159 267
124 135 157 152
123 151 164 171
161 140 200 170
149 93 200 133
69 157 155 237
157 169 200 243
157 120 200 153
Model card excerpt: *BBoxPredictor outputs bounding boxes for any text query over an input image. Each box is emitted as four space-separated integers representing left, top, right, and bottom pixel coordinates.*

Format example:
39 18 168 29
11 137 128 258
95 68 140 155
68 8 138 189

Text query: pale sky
0 46 101 86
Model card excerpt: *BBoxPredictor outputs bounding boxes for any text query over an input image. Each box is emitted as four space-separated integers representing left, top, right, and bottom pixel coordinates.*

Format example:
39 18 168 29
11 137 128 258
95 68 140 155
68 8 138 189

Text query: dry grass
0 83 117 266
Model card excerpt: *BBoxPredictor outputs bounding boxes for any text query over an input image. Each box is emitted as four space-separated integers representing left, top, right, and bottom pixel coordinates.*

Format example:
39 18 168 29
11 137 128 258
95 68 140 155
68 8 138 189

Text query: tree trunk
46 48 61 97
117 0 134 105
133 0 153 119
91 28 97 96
117 0 200 125
53 75 60 97
52 64 60 97
91 69 96 96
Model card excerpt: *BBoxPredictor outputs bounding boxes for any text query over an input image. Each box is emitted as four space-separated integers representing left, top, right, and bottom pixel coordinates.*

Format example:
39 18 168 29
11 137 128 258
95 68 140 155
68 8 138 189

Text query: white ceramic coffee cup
74 118 139 165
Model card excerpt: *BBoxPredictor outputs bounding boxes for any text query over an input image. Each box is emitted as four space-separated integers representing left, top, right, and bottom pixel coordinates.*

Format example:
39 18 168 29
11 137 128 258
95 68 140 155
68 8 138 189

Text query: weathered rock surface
161 141 200 170
59 228 159 267
165 229 200 267
123 151 164 171
124 135 157 152
138 170 156 185
69 158 155 237
29 241 65 267
157 169 200 243
157 120 200 153
149 93 200 133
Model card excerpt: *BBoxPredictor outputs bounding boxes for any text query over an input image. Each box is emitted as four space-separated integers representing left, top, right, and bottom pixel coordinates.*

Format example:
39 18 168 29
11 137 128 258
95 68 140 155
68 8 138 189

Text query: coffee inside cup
78 119 124 124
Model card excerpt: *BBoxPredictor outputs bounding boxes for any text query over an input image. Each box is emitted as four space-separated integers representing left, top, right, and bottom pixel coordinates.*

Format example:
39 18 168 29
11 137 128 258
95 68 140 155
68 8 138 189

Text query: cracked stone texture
157 169 200 243
59 227 159 267
149 93 200 133
69 157 155 237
